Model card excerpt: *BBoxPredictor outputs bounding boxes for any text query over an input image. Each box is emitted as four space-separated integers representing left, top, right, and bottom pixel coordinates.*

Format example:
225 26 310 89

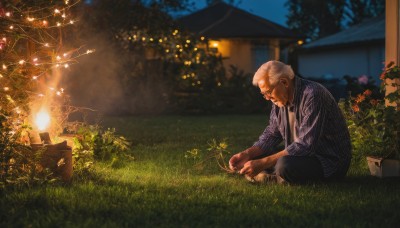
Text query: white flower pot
367 156 400 178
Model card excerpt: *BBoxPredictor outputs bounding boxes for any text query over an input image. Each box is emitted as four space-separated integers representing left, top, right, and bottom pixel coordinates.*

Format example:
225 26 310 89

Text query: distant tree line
286 0 385 40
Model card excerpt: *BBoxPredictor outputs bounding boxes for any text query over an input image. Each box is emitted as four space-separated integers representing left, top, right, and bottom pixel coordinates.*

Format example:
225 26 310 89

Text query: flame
35 110 50 131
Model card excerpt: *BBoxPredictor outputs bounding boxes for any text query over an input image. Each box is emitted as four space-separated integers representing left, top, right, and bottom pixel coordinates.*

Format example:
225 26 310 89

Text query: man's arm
239 150 288 177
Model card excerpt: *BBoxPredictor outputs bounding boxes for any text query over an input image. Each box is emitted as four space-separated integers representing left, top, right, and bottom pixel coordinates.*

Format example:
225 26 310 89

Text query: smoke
62 28 168 117
63 32 125 114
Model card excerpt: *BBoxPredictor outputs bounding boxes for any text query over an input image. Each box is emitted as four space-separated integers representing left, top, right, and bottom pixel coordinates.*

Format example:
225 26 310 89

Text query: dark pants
274 156 325 184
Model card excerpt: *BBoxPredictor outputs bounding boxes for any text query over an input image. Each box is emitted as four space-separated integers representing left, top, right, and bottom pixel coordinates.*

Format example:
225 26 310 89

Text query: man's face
258 79 289 107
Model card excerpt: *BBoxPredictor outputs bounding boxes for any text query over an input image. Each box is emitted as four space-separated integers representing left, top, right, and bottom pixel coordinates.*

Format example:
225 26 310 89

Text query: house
297 15 385 84
177 2 303 75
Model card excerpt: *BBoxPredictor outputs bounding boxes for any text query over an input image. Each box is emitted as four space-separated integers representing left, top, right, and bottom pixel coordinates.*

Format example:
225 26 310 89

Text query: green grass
1 115 400 227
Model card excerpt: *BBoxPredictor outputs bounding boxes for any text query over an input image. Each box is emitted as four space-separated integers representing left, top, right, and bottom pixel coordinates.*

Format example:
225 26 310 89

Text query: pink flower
358 75 369 85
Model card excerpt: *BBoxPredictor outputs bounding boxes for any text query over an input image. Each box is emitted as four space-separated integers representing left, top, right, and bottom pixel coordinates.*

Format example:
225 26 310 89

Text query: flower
358 75 369 85
340 62 400 160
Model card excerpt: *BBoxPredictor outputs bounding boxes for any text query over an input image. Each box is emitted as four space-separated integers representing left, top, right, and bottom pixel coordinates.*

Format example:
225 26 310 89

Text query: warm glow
35 110 50 131
210 40 219 48
297 40 304 45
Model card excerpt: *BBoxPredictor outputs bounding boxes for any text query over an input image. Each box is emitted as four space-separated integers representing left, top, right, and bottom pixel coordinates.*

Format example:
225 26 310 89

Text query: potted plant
340 62 400 177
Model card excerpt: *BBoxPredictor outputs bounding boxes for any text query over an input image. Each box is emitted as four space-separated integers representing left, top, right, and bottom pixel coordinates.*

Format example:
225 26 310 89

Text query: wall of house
219 39 279 76
298 44 385 83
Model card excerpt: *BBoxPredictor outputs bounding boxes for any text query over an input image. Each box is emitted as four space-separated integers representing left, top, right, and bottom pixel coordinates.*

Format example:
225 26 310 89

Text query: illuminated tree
0 0 91 185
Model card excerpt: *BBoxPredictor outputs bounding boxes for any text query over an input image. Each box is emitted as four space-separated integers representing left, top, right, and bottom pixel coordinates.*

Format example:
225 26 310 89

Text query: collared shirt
253 77 352 177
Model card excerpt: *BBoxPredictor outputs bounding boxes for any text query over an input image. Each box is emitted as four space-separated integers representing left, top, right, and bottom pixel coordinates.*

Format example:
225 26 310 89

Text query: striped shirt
254 77 352 177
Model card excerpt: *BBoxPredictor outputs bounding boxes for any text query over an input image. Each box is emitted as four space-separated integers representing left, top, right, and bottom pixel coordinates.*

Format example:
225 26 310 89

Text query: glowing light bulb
56 56 61 60
32 76 38 80
4 87 10 91
42 20 48 26
5 12 10 17
27 17 34 22
64 64 69 68
19 60 25 65
69 20 74 24
9 26 13 29
55 9 60 14
33 58 38 62
44 43 49 47
35 110 50 131
2 64 7 70
57 22 61 27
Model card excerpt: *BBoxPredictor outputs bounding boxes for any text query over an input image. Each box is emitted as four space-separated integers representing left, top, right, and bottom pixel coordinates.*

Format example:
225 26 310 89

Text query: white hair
252 60 295 86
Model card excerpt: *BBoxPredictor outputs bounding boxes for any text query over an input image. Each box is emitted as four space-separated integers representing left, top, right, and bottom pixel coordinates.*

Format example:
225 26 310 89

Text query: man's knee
275 156 291 178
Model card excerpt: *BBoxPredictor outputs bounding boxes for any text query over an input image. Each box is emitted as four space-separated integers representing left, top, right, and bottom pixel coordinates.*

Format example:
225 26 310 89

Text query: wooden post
385 0 400 106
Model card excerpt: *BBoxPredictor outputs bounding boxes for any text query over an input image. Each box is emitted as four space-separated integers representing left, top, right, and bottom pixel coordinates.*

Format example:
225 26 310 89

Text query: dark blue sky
191 0 288 26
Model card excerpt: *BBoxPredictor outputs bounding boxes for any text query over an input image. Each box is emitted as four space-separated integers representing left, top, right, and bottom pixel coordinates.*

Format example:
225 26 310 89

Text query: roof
302 15 385 50
177 2 303 39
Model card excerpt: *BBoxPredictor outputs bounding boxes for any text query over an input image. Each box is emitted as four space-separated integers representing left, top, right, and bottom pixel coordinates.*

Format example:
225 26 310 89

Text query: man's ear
280 78 289 87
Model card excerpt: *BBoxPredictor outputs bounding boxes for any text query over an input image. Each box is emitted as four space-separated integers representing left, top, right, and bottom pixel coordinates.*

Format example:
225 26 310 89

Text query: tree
285 0 346 40
344 0 385 26
286 0 385 41
0 0 89 186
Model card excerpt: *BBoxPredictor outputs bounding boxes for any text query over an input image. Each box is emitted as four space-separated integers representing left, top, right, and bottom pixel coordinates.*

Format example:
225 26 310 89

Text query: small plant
340 62 400 164
185 138 233 173
72 125 132 174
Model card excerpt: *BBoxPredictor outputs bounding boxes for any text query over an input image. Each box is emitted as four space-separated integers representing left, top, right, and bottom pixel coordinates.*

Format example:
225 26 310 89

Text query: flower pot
366 156 400 178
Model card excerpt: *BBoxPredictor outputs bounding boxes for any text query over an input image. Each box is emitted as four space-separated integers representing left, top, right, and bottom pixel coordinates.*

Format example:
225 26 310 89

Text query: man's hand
239 159 268 178
229 151 250 171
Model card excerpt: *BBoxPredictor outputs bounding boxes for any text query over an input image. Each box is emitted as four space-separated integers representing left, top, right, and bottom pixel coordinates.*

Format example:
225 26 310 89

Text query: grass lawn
1 115 400 227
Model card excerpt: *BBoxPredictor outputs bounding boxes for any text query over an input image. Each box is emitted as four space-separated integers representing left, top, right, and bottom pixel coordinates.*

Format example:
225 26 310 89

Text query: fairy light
65 0 70 4
32 76 38 80
62 13 66 18
19 60 25 65
69 20 74 24
33 58 38 62
64 64 69 68
4 87 10 91
3 64 7 70
44 43 49 47
57 22 61 27
56 56 61 60
56 91 61 96
186 40 191 43
5 12 11 17
42 20 48 26
55 9 60 14
9 25 14 29
27 17 35 22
